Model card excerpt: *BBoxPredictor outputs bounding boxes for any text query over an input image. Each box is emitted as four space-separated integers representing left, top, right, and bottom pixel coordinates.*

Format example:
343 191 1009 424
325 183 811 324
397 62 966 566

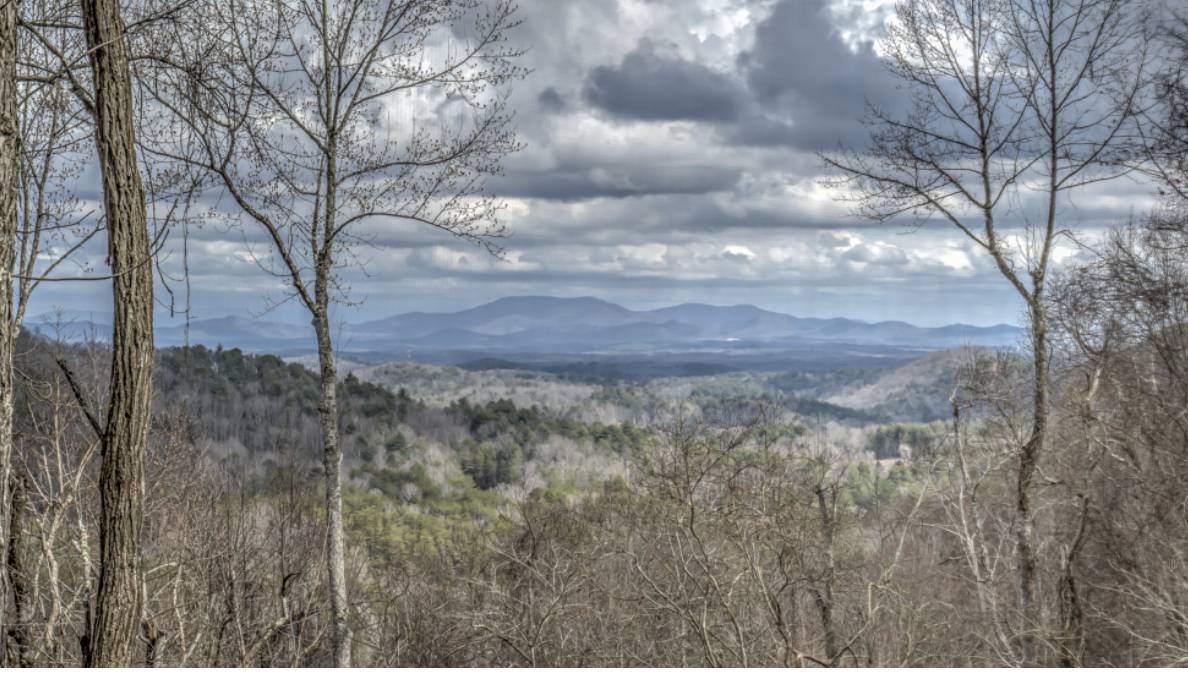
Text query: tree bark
315 0 350 657
80 0 155 665
313 309 351 666
313 277 351 667
813 483 839 664
6 476 32 667
1017 298 1049 664
0 0 18 661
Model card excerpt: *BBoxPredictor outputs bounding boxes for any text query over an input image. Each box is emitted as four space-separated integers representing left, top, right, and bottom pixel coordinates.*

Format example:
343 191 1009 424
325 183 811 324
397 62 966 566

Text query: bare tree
142 0 523 664
1140 8 1188 201
823 0 1147 661
0 0 19 661
1048 199 1188 664
77 0 156 663
0 0 172 660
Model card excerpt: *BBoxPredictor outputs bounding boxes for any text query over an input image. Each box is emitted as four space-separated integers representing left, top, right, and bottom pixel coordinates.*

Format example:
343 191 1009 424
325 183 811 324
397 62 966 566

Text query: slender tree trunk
813 484 839 663
1057 494 1089 667
1015 20 1065 661
80 0 154 664
0 0 18 661
316 0 350 657
1017 298 1048 664
313 276 351 667
1017 62 1060 657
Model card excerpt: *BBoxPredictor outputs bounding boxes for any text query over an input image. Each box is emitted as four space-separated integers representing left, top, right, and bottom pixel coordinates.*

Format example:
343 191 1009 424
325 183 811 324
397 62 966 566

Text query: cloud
27 0 1145 330
842 241 908 266
817 231 857 248
722 244 758 261
735 0 903 150
494 162 744 201
537 87 568 113
584 39 746 122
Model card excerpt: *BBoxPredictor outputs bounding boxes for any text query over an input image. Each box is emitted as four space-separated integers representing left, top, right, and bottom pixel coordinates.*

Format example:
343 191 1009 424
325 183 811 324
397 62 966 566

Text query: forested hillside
14 315 1178 666
9 332 931 666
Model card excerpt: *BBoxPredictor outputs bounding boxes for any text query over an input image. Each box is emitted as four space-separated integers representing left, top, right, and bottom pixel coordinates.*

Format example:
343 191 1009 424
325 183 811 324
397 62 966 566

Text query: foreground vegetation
8 279 1188 666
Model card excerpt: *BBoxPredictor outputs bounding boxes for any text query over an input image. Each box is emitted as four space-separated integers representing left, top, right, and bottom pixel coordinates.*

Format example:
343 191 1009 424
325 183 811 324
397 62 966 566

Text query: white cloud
722 244 757 260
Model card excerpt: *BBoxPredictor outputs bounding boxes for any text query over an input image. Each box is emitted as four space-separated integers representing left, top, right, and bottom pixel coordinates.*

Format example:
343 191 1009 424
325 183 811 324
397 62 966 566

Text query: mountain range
27 296 1023 355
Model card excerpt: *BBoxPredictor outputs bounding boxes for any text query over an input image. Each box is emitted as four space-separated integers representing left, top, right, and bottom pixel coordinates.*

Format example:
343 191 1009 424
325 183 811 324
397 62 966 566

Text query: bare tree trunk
80 0 154 664
1057 495 1088 667
6 476 31 667
813 483 839 664
316 9 350 657
1017 89 1059 657
313 273 350 667
1017 300 1048 664
0 0 18 661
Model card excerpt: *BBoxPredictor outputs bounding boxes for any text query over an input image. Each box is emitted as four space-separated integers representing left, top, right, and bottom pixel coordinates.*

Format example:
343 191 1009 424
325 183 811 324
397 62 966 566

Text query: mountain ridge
350 296 1021 349
27 295 1023 353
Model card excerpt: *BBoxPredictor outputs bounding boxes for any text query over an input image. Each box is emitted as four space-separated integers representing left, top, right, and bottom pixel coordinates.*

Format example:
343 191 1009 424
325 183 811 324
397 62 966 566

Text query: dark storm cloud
583 39 745 122
735 0 903 150
568 0 905 151
537 87 567 114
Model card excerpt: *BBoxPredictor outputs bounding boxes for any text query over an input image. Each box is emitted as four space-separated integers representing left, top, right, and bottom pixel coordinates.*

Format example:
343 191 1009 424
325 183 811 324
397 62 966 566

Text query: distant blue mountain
350 296 1021 350
355 296 635 338
28 296 1023 353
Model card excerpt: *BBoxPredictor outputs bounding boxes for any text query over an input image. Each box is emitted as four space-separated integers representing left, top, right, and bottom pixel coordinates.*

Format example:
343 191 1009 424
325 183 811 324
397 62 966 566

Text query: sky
30 0 1159 329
